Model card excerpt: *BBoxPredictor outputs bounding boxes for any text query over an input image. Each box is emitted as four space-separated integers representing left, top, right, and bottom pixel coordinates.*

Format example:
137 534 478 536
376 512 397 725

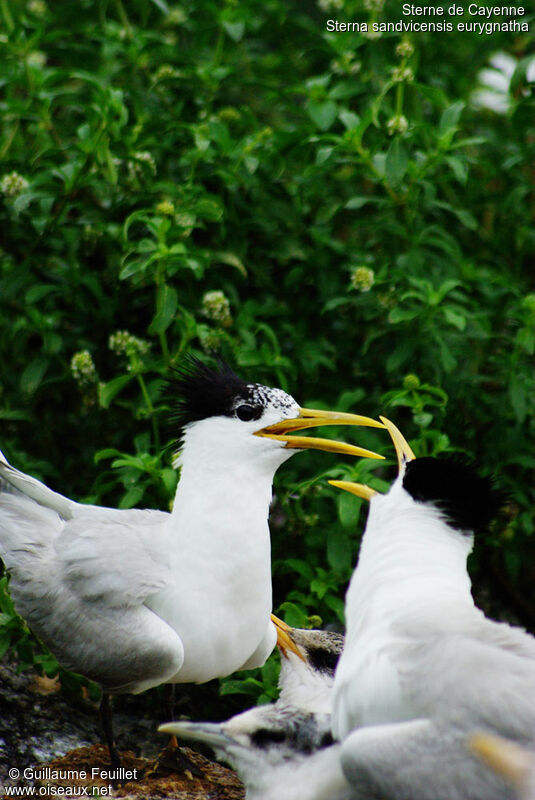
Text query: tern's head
171 357 384 472
271 616 344 713
330 417 503 541
159 704 333 785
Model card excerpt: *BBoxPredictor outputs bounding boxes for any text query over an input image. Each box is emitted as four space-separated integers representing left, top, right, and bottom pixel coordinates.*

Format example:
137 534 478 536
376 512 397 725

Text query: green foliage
0 0 534 715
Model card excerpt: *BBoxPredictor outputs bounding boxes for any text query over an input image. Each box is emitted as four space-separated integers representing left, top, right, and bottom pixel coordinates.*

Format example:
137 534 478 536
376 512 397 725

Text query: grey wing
0 469 183 691
400 627 535 741
341 719 517 800
56 506 172 607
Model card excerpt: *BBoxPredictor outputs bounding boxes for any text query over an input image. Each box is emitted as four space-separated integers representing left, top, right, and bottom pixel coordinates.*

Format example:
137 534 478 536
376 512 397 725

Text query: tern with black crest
329 417 535 800
0 358 383 766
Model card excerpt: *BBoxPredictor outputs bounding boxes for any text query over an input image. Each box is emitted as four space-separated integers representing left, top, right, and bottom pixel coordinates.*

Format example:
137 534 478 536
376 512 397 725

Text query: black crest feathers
169 357 250 441
402 455 504 535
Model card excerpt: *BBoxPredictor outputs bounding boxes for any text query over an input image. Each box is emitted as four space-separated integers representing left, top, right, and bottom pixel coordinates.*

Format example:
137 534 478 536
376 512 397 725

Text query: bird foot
144 741 205 780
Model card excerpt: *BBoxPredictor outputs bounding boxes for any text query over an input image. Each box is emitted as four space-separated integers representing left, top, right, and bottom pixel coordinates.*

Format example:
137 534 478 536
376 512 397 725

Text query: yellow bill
327 417 416 499
380 416 416 472
255 407 385 460
271 614 306 662
328 481 378 501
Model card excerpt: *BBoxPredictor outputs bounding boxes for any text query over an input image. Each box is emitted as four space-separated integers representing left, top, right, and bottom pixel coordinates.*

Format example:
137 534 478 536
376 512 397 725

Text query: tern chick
272 615 344 714
159 705 353 800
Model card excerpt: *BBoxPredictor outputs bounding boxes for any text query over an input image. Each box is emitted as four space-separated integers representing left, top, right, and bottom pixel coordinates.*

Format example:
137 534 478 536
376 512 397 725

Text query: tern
328 417 535 800
271 615 344 714
0 358 383 765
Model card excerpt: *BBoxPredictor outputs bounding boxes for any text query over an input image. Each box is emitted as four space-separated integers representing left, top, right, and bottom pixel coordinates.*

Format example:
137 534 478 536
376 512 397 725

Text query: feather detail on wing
0 456 172 610
57 509 171 607
397 623 535 741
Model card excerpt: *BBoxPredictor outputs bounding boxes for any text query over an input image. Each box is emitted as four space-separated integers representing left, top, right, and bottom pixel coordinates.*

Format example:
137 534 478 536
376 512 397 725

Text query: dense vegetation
0 0 533 716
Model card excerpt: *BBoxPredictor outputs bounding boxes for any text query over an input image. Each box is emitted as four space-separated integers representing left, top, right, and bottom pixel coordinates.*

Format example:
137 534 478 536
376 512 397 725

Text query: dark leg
144 685 204 780
99 692 121 770
164 683 176 720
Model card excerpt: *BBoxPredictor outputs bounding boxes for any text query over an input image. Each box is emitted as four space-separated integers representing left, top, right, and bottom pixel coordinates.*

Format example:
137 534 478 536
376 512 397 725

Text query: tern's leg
99 692 121 770
144 686 205 780
340 719 516 800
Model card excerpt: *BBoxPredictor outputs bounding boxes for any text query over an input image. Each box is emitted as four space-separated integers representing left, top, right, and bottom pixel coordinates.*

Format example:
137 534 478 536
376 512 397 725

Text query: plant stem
137 373 160 452
0 0 14 32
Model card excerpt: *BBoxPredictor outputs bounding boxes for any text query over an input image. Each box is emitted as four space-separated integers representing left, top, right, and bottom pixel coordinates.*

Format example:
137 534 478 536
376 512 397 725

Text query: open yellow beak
327 481 378 501
469 732 532 790
271 614 306 662
255 407 385 461
380 416 415 472
328 417 416 500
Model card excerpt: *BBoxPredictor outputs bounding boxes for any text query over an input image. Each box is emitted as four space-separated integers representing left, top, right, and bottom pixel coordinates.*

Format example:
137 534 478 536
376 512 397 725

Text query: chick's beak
158 721 234 750
271 614 306 662
255 407 385 461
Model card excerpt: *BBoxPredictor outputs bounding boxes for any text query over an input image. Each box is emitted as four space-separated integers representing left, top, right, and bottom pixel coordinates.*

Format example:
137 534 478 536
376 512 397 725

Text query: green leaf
446 155 468 185
324 594 346 624
307 101 338 131
388 307 420 324
220 679 263 696
160 468 178 495
339 110 360 130
438 339 457 372
0 633 11 660
20 357 50 395
149 284 178 334
453 209 478 231
222 20 245 41
0 410 32 421
98 375 134 408
278 602 310 629
150 0 169 12
119 484 146 509
385 138 408 187
25 284 57 304
327 532 353 574
345 196 377 210
337 491 362 529
285 559 314 581
443 308 466 331
119 257 151 280
316 146 333 165
509 375 527 423
213 251 247 276
94 448 123 462
438 101 465 141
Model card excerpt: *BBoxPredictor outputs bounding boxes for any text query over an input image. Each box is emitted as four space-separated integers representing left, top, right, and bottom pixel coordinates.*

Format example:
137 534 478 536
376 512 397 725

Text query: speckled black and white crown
170 356 296 443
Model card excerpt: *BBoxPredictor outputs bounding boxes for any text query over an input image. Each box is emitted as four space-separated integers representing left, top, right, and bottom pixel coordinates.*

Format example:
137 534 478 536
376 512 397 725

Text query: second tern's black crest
402 455 504 535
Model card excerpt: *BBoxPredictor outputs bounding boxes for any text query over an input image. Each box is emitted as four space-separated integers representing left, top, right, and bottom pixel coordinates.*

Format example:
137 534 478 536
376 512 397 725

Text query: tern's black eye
236 404 261 422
